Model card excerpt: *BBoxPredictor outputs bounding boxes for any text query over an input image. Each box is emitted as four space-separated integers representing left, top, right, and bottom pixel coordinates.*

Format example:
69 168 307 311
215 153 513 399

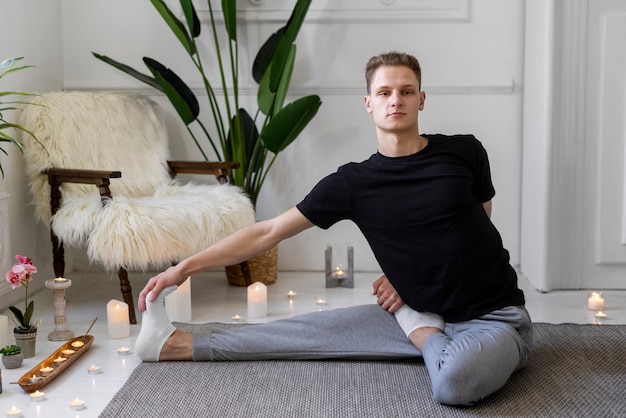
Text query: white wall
0 0 63 308
1 1 524 286
61 0 525 272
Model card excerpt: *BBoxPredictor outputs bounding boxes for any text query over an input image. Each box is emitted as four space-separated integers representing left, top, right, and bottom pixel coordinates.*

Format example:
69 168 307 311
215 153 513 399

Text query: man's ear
419 91 426 111
364 95 373 114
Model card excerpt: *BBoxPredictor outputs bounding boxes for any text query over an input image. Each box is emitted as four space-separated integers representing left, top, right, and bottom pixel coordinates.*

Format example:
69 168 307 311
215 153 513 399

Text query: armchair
19 91 256 323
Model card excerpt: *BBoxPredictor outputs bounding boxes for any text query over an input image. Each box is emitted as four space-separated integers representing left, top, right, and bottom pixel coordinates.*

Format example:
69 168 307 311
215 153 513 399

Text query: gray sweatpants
192 304 533 405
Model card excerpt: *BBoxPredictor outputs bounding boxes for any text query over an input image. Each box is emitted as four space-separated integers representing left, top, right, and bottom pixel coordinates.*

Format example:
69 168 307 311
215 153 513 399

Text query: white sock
134 286 177 361
394 305 445 337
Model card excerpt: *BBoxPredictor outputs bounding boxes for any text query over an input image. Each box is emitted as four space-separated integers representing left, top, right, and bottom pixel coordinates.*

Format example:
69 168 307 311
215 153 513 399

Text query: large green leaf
252 27 285 84
180 0 200 38
226 108 261 172
92 52 162 90
257 44 296 116
144 57 199 125
269 0 311 91
222 0 237 42
260 95 321 154
150 0 196 55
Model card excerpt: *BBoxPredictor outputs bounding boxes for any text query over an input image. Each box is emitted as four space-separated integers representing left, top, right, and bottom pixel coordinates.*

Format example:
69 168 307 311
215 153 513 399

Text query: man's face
364 65 425 134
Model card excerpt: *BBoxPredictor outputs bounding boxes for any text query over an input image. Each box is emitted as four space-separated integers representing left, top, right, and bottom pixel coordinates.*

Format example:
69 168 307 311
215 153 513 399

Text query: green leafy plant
0 57 41 177
0 344 22 355
93 0 321 206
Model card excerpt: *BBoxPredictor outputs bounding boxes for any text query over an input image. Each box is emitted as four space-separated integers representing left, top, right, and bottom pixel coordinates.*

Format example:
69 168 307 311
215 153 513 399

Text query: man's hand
372 274 405 313
137 266 186 312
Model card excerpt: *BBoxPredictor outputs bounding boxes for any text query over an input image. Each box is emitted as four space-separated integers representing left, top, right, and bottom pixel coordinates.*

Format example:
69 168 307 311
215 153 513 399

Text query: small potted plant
6 255 40 358
1 344 23 369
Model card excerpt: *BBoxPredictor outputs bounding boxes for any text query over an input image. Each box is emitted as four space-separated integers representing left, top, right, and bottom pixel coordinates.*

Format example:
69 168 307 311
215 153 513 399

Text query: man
136 51 533 406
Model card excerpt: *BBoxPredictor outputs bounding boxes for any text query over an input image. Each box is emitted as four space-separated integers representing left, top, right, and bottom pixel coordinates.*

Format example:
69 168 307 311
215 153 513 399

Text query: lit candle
287 290 298 297
165 277 192 322
87 364 102 375
107 299 130 339
53 356 67 365
247 282 268 319
587 292 605 310
5 406 22 417
231 314 243 322
315 298 327 305
333 266 346 279
28 374 42 384
117 346 131 356
71 340 85 348
30 390 46 402
54 277 69 283
69 398 85 411
40 366 54 376
62 348 75 357
595 311 607 319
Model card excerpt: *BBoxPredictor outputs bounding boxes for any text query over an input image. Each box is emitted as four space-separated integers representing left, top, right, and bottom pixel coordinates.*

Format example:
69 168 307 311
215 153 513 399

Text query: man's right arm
138 207 314 311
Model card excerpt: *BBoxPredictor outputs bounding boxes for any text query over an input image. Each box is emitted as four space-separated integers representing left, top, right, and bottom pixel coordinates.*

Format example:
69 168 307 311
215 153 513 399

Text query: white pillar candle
106 299 130 339
247 282 267 318
0 315 9 349
165 277 192 322
587 292 605 310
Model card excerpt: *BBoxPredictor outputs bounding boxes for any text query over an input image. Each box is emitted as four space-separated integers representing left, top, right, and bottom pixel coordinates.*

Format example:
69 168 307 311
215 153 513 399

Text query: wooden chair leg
117 267 137 324
51 230 65 278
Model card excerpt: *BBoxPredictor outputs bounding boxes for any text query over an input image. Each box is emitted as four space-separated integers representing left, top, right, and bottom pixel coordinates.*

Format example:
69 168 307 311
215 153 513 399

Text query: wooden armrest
45 167 122 186
167 161 240 184
45 168 122 213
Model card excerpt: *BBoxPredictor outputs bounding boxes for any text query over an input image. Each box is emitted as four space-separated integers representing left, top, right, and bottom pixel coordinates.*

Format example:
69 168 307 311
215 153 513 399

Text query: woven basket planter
225 246 278 286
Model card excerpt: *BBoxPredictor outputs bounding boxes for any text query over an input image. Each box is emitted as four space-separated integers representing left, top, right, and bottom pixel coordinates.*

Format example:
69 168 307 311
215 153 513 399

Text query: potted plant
93 0 321 285
1 344 23 369
6 255 40 358
0 57 40 177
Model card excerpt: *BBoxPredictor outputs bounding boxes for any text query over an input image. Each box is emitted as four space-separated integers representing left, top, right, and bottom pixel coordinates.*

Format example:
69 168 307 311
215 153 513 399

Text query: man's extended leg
193 304 422 361
420 306 533 406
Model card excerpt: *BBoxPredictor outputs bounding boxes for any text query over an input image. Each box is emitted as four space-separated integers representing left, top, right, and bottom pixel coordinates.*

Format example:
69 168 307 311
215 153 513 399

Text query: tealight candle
287 290 298 297
117 346 131 356
71 340 85 348
53 356 67 364
587 292 604 310
315 298 327 305
28 374 42 384
62 348 75 357
40 366 54 376
595 311 607 319
87 364 102 375
30 390 46 402
5 406 22 417
231 314 243 321
69 398 85 411
54 277 69 283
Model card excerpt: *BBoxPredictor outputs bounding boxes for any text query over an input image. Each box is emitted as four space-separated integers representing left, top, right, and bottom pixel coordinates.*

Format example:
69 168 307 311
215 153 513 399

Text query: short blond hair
365 51 422 94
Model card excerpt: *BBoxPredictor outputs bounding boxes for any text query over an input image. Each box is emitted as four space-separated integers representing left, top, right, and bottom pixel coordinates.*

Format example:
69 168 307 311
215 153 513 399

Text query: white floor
1 270 625 417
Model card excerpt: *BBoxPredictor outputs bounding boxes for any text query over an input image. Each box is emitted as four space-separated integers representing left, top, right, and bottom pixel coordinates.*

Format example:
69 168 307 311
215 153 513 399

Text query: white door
581 0 626 288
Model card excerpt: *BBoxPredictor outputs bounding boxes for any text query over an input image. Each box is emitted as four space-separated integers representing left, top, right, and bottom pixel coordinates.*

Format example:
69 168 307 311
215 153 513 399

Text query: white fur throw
20 91 255 271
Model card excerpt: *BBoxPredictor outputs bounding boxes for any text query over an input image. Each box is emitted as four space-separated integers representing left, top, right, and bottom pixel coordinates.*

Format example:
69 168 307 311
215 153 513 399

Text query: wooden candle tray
17 335 94 393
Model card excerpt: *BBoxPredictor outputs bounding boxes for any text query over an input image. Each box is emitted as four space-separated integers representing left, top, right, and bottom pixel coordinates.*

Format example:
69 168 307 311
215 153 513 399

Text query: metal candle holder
325 244 354 288
44 278 75 341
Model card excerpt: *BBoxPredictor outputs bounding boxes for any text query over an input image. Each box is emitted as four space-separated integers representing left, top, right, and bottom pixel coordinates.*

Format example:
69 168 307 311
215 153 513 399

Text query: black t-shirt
296 134 524 322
